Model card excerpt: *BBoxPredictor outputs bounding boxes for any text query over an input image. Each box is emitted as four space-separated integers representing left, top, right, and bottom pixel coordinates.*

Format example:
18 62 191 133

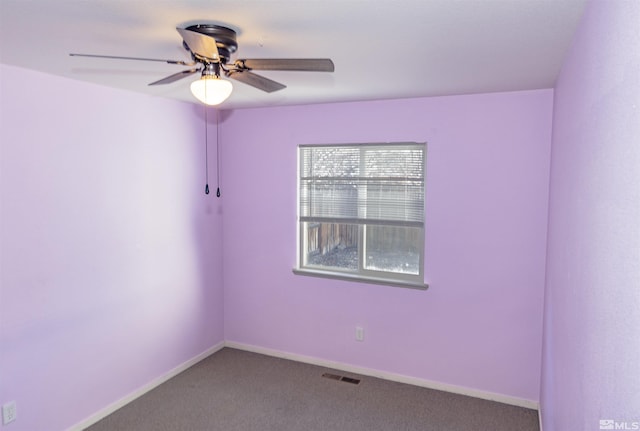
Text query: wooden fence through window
307 223 358 256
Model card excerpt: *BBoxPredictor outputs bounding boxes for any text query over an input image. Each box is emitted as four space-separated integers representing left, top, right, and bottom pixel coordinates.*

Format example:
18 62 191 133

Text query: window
295 143 427 289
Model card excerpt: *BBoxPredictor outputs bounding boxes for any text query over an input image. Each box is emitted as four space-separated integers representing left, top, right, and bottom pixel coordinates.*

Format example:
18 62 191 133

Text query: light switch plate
2 401 17 425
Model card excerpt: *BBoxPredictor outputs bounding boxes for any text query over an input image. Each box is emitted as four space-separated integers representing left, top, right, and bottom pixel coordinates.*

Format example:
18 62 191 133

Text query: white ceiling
0 0 587 110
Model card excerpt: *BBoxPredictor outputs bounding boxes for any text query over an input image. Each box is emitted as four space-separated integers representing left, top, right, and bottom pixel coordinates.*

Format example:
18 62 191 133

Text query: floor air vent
322 373 361 385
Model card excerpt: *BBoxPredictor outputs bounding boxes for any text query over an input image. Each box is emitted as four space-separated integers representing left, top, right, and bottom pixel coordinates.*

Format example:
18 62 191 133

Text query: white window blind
299 143 425 227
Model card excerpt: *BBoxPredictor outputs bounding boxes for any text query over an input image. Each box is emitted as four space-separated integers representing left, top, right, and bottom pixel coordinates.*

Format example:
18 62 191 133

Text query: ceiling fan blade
176 28 220 61
237 58 334 72
69 53 195 66
148 69 200 86
227 70 286 93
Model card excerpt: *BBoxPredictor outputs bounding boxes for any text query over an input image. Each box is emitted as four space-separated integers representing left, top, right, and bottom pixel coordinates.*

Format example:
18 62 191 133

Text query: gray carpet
85 348 539 431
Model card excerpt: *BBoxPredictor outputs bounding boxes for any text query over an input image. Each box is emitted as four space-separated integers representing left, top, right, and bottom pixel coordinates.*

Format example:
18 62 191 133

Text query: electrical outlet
2 401 17 425
355 326 364 342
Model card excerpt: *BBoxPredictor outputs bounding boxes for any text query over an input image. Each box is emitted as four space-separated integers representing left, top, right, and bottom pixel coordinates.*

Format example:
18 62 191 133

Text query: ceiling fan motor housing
184 24 238 64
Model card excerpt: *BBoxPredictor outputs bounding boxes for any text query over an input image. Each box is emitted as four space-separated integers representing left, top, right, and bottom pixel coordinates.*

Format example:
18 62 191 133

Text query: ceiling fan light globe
190 76 233 105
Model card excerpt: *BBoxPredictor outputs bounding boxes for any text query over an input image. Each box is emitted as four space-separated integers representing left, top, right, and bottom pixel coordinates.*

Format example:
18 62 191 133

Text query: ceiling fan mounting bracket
184 24 238 64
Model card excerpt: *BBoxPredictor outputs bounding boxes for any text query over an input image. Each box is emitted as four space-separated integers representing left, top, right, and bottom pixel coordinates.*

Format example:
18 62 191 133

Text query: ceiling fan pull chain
204 104 210 195
216 109 221 198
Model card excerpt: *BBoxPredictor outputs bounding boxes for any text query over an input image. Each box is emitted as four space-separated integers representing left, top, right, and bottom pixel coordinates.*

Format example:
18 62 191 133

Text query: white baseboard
538 407 544 431
225 341 540 411
67 341 225 431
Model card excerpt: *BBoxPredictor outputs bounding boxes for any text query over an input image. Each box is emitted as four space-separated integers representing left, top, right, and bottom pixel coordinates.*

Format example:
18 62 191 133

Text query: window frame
294 142 428 290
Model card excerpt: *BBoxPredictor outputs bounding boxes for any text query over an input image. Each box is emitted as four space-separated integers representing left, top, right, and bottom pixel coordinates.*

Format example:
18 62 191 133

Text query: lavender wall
541 1 640 429
0 65 224 431
221 90 553 403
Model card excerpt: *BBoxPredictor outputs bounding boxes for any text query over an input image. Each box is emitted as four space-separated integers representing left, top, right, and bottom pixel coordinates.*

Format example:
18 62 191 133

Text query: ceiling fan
70 24 335 105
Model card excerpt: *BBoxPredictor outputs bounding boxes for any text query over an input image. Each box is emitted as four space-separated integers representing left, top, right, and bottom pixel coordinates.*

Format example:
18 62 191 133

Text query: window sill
292 268 429 290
